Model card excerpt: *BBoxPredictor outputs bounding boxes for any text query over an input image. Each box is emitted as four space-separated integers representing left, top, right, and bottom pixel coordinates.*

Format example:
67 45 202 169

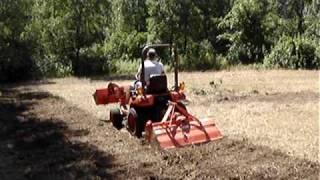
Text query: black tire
110 108 123 130
127 108 144 138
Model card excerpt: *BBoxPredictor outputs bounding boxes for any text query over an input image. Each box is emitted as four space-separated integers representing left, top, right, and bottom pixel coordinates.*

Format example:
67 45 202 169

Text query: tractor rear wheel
127 108 144 138
110 108 123 130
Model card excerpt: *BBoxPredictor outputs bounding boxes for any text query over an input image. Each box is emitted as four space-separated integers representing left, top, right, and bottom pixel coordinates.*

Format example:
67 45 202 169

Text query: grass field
0 70 319 179
38 70 319 162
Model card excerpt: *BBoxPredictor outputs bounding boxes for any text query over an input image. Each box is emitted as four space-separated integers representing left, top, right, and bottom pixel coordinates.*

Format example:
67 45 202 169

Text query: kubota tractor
93 44 222 149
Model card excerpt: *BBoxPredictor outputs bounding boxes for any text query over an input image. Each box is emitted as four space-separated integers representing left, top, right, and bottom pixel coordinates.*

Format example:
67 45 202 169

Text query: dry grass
37 70 319 163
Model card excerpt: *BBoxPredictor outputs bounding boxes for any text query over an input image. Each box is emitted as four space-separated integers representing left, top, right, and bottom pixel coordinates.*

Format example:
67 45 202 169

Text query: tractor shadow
0 88 118 180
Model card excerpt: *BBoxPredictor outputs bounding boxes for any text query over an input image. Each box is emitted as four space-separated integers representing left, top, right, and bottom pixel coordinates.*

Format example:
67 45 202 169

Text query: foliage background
0 0 319 81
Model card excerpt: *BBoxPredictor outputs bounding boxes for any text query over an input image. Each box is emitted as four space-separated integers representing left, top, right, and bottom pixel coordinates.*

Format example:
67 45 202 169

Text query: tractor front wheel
127 108 144 138
110 108 123 130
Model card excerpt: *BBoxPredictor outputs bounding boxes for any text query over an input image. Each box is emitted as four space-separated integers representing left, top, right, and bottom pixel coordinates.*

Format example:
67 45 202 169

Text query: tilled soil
0 70 319 179
38 70 319 163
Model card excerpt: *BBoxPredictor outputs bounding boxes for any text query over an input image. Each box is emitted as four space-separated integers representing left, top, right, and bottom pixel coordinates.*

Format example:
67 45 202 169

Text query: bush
102 31 147 61
264 35 320 69
181 40 222 70
70 44 109 76
109 58 140 75
0 41 37 82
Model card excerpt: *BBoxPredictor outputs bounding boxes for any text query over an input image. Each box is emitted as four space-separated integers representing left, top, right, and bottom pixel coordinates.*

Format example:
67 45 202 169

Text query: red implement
145 102 223 149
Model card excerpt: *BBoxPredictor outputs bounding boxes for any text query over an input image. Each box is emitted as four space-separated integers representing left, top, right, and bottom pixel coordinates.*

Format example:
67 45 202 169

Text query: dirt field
0 70 319 179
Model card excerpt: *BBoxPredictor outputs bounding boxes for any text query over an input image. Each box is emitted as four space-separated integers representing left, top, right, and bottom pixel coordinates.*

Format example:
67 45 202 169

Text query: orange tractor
93 44 222 149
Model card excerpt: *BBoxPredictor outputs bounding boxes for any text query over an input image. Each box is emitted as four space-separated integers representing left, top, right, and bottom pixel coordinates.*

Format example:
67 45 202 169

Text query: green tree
2 0 320 81
0 0 34 81
192 0 233 53
27 0 111 76
104 0 148 62
274 0 314 36
304 0 320 39
219 0 277 64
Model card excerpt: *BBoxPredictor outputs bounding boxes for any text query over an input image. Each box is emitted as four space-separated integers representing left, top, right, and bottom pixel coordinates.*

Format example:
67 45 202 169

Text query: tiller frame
145 101 222 149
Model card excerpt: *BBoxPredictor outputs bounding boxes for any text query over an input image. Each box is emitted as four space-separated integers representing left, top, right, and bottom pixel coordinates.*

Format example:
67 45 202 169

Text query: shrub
0 41 37 82
264 35 320 69
181 40 222 71
102 31 147 61
34 54 72 78
109 58 140 75
70 44 109 76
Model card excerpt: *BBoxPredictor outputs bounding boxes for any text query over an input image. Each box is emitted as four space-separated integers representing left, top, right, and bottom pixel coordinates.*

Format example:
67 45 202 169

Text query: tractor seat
147 74 168 94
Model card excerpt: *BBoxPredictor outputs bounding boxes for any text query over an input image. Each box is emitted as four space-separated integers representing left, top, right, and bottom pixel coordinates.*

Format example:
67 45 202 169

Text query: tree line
0 0 319 82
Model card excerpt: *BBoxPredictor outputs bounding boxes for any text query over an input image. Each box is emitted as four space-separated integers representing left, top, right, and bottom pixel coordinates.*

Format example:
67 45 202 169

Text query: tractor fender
130 95 154 107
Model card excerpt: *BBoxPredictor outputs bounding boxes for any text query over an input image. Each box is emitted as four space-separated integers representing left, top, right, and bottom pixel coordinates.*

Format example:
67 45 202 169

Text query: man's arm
136 64 142 80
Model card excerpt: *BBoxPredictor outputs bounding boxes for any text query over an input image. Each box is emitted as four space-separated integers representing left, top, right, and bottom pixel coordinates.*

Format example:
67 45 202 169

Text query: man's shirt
137 59 164 85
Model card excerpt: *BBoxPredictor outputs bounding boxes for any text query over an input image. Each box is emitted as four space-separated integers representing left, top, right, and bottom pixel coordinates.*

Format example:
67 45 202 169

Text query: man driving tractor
135 48 165 86
93 44 223 148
